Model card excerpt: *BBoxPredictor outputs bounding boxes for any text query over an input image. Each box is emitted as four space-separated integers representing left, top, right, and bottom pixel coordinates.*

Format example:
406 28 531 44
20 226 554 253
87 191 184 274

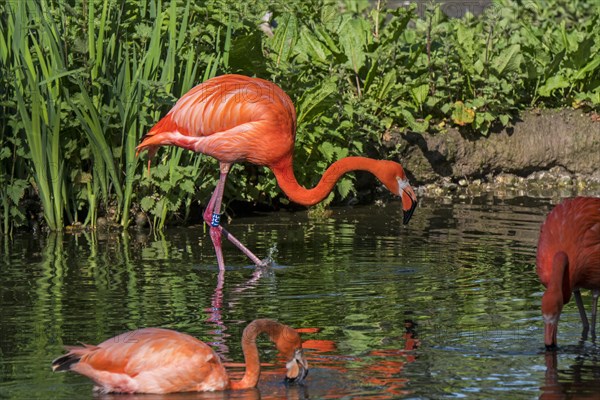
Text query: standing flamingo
136 74 417 270
536 197 600 349
51 319 308 394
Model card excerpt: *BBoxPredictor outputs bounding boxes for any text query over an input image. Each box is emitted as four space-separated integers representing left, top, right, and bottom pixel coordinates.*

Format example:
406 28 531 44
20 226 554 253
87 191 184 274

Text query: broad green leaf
298 27 331 65
313 25 341 54
339 19 368 74
297 80 337 126
180 179 195 194
270 14 298 66
319 142 335 163
573 55 600 81
401 109 429 133
377 70 397 100
7 180 28 204
538 75 569 97
364 60 378 94
337 178 354 199
410 84 429 107
492 44 522 75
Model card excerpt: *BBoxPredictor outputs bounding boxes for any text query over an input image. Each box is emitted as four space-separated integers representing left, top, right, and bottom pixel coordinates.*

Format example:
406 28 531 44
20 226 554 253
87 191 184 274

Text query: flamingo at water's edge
136 74 418 270
51 319 308 394
536 197 600 349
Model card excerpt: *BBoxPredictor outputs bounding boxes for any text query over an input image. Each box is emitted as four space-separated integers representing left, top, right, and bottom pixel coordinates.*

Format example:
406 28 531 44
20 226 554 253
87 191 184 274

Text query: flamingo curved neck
547 252 571 305
228 320 285 390
272 156 386 206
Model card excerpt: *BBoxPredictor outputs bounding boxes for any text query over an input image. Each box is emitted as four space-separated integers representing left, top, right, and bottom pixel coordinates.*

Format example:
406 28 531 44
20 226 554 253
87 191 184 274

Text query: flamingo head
284 348 309 384
541 290 563 350
540 252 571 350
379 161 417 224
274 325 308 384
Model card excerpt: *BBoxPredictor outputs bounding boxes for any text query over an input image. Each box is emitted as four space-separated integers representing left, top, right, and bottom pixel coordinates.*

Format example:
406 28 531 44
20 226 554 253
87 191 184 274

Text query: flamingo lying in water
52 319 308 394
536 197 600 349
136 74 417 270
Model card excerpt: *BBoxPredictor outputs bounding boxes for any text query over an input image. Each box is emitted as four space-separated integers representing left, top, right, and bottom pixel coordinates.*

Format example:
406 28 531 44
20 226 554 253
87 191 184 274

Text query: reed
9 1 66 231
0 0 237 231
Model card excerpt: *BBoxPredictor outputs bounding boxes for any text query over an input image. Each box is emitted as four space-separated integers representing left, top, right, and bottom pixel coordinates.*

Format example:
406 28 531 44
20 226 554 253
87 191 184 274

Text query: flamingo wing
62 328 229 394
577 198 600 285
537 197 600 288
136 74 296 166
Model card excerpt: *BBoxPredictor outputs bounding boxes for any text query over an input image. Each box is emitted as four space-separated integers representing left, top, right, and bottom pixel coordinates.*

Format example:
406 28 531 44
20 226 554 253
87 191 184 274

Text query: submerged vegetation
0 0 599 233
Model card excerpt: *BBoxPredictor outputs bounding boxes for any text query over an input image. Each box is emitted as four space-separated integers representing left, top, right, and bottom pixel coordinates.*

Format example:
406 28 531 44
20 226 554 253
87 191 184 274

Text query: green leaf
364 59 378 94
400 109 429 132
319 142 335 163
180 179 195 194
573 55 600 81
474 59 484 75
140 196 155 212
492 44 522 75
298 27 331 65
337 177 354 199
339 18 368 74
410 84 429 107
313 25 341 54
270 14 298 66
7 180 28 204
376 70 397 101
297 80 337 125
538 75 569 97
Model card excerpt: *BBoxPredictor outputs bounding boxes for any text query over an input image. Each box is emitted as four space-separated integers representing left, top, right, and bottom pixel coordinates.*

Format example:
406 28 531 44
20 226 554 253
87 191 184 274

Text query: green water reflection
1 196 600 399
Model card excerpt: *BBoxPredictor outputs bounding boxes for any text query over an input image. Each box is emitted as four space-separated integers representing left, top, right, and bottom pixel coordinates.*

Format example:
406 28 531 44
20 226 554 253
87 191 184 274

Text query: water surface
2 195 600 399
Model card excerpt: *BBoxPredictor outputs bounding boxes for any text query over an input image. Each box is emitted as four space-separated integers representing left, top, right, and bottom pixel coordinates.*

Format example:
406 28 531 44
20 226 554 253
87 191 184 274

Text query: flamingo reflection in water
283 320 420 399
361 320 420 398
541 349 600 399
204 263 274 360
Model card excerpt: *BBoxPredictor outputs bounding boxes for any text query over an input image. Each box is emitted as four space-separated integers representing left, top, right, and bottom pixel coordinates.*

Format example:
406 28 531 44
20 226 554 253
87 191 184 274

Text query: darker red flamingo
536 197 600 349
136 74 417 270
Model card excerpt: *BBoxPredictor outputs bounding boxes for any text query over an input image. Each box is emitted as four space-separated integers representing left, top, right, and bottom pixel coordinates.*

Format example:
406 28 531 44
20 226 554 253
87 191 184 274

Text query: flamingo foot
203 211 266 268
220 226 268 267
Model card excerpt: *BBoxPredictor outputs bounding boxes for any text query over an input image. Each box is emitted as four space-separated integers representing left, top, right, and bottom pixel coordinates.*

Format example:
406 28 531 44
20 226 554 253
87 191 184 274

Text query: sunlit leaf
451 101 475 126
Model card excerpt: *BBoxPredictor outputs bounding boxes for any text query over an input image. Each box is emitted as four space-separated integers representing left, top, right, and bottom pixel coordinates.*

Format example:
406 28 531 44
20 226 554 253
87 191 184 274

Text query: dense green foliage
1 0 599 233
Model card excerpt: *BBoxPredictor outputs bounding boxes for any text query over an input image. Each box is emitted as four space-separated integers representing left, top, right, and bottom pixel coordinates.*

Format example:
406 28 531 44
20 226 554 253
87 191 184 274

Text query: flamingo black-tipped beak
398 179 417 225
544 321 558 351
284 365 308 384
403 196 417 225
402 189 417 226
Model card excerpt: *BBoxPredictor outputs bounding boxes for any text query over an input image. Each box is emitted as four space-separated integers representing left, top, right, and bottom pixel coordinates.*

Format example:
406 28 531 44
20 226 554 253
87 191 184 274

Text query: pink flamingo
136 74 417 270
52 319 308 394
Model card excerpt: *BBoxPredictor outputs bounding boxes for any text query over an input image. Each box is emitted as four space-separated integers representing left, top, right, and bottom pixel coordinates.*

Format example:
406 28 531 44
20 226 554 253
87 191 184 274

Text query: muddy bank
390 109 600 198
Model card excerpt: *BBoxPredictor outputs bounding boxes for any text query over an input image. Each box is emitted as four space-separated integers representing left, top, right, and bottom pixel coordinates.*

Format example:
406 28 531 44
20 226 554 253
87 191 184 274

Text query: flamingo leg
591 290 599 340
203 165 229 270
574 289 590 340
202 163 266 269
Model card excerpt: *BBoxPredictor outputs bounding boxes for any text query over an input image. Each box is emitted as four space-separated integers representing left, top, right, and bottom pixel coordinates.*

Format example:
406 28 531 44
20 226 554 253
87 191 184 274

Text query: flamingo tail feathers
51 351 81 372
51 345 97 372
